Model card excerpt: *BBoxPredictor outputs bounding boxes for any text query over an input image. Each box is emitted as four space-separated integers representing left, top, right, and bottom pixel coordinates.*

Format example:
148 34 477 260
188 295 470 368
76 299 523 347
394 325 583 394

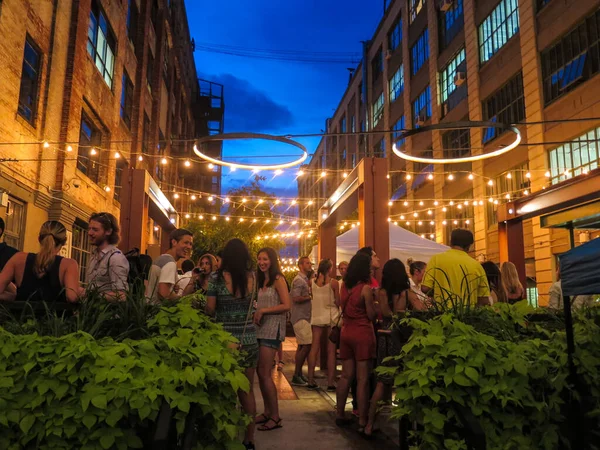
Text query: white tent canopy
309 224 449 266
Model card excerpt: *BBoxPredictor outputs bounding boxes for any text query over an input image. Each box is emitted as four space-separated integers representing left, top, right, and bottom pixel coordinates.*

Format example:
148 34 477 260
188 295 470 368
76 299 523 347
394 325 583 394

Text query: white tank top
311 280 341 326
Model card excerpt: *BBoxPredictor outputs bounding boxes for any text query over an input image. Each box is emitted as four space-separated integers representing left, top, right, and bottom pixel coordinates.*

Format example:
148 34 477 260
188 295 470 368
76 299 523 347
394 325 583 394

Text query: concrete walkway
253 339 399 450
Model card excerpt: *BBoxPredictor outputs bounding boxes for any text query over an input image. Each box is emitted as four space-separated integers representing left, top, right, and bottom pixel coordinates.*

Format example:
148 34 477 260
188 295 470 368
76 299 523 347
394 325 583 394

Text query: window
443 128 471 158
87 0 116 87
120 71 134 128
146 50 154 92
439 0 464 50
482 73 525 143
126 0 139 50
72 222 91 283
114 159 127 203
18 38 41 123
479 0 520 63
341 148 347 167
156 130 164 183
389 65 404 103
78 113 102 183
3 196 25 250
371 47 383 81
372 93 384 128
409 0 426 23
351 115 356 133
411 29 429 75
351 152 357 167
341 116 347 133
548 126 600 185
388 17 402 52
541 8 600 105
439 48 467 112
413 86 432 127
486 162 529 226
392 116 406 146
374 139 386 158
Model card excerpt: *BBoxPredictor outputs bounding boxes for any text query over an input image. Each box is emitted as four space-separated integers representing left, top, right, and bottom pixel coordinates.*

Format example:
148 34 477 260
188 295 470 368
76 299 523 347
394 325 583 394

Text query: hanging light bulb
265 219 271 224
224 197 230 203
419 201 424 206
161 157 168 165
104 185 111 192
90 148 97 156
230 167 236 173
418 221 423 225
138 155 143 161
274 169 283 176
184 160 191 167
239 218 245 222
430 233 434 239
305 221 310 226
174 193 180 199
342 172 348 178
320 171 326 177
464 200 469 205
494 200 499 205
406 221 410 226
386 174 390 179
394 221 398 225
489 197 494 202
308 200 314 205
43 141 50 148
457 204 463 209
427 210 432 215
252 219 257 223
292 221 297 225
421 234 425 238
274 199 280 205
488 179 493 186
468 173 474 180
505 194 510 199
413 212 418 217
448 174 454 181
297 170 304 176
67 145 73 152
212 216 217 221
185 214 190 219
191 194 197 201
406 174 412 180
242 198 248 203
429 221 434 225
434 201 439 206
154 226 159 231
400 215 405 220
114 152 121 159
427 173 434 180
403 201 409 207
545 171 551 178
506 173 512 179
258 199 264 204
449 201 454 206
442 220 447 225
442 207 447 212
478 200 484 205
199 215 204 220
465 220 470 225
291 199 297 205
279 220 284 224
208 196 214 202
453 220 458 225
523 190 529 195
208 163 214 169
387 218 391 222
388 201 393 206
525 172 531 178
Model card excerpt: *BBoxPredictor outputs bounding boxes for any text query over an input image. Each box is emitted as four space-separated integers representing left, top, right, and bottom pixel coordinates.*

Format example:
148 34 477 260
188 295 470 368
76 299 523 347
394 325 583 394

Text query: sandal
257 417 283 431
254 413 269 424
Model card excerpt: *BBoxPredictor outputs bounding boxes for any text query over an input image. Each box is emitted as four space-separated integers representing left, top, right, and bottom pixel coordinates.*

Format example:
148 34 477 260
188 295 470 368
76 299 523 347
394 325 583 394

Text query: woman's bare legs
326 331 337 387
336 358 355 419
257 345 281 424
355 359 373 428
307 326 323 383
365 381 391 435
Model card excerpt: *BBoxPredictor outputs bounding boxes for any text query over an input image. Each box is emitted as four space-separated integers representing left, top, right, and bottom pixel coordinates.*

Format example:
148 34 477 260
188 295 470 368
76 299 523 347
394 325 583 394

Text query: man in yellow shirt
422 229 490 307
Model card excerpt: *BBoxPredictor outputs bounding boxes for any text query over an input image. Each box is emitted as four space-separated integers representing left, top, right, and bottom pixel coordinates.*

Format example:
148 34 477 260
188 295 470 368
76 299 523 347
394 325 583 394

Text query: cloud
204 73 294 132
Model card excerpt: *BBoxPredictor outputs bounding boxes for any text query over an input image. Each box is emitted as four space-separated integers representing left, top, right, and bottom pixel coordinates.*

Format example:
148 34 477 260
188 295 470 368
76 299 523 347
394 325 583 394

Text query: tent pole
568 225 575 249
563 294 583 448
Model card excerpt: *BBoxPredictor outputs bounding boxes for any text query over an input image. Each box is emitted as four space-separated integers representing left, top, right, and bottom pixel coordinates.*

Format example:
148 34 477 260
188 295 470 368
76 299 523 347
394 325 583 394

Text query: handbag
329 282 346 345
230 273 256 352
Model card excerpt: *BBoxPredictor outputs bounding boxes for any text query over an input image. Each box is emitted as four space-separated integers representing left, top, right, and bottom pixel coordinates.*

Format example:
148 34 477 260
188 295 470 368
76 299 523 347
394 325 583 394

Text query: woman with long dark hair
0 221 81 303
254 247 291 431
482 261 506 304
206 239 258 449
335 253 377 431
306 258 340 390
365 258 427 437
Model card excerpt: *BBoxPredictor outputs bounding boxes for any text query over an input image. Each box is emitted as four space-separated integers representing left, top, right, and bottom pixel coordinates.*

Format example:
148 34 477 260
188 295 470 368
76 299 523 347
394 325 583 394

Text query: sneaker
307 382 320 390
291 375 308 386
300 375 309 383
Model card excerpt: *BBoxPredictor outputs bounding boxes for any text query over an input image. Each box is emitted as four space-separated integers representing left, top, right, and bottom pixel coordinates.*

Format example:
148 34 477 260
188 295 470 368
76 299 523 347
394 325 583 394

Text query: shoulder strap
104 249 123 276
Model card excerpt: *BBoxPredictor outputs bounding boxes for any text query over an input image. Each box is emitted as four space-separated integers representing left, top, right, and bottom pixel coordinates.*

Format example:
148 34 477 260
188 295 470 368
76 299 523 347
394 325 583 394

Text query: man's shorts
293 319 313 345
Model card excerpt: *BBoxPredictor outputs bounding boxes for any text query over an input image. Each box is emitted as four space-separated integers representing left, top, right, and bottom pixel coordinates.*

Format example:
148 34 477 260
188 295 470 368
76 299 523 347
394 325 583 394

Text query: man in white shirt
146 229 193 303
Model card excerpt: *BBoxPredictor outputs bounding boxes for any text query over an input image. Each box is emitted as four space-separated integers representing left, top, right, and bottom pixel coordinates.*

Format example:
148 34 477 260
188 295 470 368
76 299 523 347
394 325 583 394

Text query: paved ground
253 338 399 450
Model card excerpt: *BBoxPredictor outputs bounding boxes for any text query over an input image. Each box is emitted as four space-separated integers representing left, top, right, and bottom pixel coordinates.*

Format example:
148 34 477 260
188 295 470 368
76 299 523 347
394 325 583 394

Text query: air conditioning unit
454 71 466 86
385 50 393 60
440 0 453 12
415 115 427 126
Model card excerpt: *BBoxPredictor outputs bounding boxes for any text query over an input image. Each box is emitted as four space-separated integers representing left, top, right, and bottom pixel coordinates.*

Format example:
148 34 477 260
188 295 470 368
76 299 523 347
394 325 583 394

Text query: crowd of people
0 216 596 449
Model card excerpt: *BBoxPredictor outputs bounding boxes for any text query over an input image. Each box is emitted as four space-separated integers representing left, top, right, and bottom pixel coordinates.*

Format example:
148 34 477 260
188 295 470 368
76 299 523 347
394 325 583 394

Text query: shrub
0 301 248 450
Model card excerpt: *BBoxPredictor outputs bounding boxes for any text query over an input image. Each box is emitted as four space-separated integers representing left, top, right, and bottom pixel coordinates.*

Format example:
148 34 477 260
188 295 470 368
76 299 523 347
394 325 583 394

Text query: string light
174 193 180 199
419 201 424 206
448 174 454 181
208 196 214 202
104 185 111 192
297 170 304 176
388 201 393 206
114 152 121 159
185 214 190 219
468 173 474 180
403 201 409 206
525 172 531 178
406 174 412 180
67 145 73 152
442 220 447 225
320 171 326 177
292 199 297 205
342 172 348 178
184 160 191 167
308 200 314 205
488 180 493 186
506 173 512 179
90 148 97 156
161 158 168 165
427 173 433 180
545 171 551 177
43 141 50 148
138 155 143 161
208 164 214 169
274 169 283 176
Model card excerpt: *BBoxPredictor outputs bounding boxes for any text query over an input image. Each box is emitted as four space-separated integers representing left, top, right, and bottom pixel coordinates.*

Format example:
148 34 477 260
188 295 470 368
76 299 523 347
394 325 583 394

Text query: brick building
0 0 223 280
299 0 600 305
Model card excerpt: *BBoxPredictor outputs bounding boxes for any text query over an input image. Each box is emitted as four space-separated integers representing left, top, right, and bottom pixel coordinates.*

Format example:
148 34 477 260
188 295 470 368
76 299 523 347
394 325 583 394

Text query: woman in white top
408 259 428 303
307 259 340 390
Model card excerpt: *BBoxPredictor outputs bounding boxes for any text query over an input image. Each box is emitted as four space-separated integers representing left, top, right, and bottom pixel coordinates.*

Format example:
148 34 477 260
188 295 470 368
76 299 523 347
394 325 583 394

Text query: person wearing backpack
85 212 130 302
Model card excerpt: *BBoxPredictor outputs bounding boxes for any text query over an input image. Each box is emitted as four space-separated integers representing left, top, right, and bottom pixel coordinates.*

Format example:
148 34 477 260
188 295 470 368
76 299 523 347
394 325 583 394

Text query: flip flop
254 413 269 424
257 417 282 431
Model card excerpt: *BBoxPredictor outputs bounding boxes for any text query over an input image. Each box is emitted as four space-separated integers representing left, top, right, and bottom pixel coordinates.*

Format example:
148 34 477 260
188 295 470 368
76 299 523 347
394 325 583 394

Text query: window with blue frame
341 116 347 133
439 48 466 109
341 148 347 168
372 93 384 127
392 116 406 147
413 86 432 127
482 72 525 143
388 17 403 52
411 29 429 75
439 0 464 51
548 126 600 185
87 0 116 87
17 38 41 123
541 8 600 106
351 115 356 133
478 0 520 64
389 65 404 103
351 152 357 167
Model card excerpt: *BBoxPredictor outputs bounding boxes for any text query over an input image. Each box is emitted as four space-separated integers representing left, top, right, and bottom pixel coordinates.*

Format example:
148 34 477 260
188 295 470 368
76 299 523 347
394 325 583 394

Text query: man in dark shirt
0 218 18 272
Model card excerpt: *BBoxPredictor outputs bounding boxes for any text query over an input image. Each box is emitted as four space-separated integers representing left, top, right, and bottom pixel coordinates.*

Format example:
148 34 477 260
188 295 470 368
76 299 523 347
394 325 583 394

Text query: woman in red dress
335 253 377 431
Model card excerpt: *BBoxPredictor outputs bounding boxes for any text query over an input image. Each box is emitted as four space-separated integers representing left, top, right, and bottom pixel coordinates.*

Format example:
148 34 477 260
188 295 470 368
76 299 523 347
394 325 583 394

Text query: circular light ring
194 132 308 171
392 121 521 164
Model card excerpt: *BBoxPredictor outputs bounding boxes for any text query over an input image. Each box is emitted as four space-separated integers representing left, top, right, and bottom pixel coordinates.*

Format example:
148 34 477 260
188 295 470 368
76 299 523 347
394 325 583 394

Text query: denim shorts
257 337 282 349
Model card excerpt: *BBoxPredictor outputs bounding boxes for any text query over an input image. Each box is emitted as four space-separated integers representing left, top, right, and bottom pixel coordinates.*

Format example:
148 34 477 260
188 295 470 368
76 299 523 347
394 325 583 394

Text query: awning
560 237 600 297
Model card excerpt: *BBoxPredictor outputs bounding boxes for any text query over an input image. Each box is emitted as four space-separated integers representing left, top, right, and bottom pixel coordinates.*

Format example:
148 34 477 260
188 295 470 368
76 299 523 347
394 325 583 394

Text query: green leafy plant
0 300 249 450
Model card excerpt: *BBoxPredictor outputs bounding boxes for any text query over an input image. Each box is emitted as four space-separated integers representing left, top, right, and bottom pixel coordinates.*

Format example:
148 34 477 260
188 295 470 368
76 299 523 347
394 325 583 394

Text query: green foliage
0 299 248 449
384 303 600 450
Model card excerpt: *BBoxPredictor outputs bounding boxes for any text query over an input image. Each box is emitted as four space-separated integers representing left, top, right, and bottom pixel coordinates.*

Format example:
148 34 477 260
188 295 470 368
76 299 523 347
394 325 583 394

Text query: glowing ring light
392 121 521 164
194 132 308 171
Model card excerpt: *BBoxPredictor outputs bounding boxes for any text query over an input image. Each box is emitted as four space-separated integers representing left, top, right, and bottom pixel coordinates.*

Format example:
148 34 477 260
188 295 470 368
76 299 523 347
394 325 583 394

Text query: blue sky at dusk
185 0 384 197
